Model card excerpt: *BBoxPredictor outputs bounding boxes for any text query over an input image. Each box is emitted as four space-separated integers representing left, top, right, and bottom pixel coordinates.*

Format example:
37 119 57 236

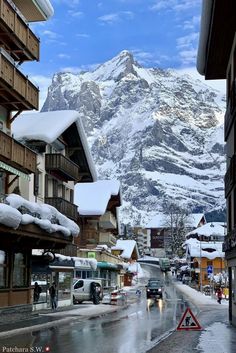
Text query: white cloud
41 30 59 39
31 75 53 110
177 32 199 49
51 0 80 8
183 16 200 30
58 53 71 59
68 10 83 17
98 11 134 24
150 0 200 12
60 63 99 74
76 33 90 38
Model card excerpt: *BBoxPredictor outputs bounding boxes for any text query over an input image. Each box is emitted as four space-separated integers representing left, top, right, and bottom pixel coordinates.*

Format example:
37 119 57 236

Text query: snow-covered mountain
42 50 226 226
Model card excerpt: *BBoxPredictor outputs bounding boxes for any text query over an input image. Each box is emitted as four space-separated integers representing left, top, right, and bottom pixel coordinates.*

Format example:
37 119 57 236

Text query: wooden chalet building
12 110 97 308
197 0 235 325
0 0 75 318
74 180 121 249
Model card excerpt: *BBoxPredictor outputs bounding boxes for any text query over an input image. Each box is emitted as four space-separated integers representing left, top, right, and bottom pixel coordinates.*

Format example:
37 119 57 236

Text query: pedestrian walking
216 287 223 304
33 282 42 303
49 282 57 310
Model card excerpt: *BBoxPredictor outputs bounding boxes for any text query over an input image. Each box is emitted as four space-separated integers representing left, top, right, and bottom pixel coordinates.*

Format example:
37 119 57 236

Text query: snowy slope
42 50 226 226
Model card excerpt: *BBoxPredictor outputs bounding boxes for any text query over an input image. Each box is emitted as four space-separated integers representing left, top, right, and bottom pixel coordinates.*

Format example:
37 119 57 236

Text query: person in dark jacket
49 282 57 310
33 282 42 302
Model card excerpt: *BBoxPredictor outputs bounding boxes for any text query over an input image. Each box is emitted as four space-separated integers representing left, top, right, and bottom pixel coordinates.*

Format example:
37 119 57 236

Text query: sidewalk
0 302 129 338
0 285 142 339
148 282 236 353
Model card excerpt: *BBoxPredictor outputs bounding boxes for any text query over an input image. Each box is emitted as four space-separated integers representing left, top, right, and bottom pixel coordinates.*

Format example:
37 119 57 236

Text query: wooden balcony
99 211 117 230
45 154 80 182
224 154 236 198
99 232 117 246
45 197 78 221
0 49 39 110
0 0 40 62
0 129 36 173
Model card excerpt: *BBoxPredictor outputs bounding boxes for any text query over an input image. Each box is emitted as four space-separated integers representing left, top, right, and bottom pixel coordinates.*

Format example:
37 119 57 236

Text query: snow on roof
3 193 79 237
186 222 225 238
12 110 97 181
112 239 138 259
74 180 120 215
146 213 205 229
184 238 224 260
56 254 97 270
145 214 166 228
186 213 206 228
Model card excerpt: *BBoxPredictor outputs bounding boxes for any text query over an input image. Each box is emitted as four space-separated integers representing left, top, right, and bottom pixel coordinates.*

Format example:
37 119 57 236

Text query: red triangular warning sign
177 307 202 331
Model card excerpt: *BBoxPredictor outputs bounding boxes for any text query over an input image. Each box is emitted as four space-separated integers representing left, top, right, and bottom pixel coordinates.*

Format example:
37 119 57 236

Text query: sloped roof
185 238 224 260
12 110 97 181
112 239 139 259
185 213 206 228
145 214 166 228
146 213 205 229
186 222 225 238
74 180 121 216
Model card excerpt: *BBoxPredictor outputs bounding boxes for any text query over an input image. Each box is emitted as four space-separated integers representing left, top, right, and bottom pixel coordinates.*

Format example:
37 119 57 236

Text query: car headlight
158 289 162 292
147 289 150 292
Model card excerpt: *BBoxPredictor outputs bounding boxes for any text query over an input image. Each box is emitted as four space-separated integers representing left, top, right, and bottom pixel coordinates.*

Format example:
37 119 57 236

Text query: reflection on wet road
0 267 193 353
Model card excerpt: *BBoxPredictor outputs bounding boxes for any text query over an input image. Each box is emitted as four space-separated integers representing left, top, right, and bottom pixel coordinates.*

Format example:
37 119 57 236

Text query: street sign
177 308 202 331
207 265 213 274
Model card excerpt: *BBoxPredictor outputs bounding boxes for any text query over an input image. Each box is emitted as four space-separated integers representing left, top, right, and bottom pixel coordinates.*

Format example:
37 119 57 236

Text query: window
74 280 83 289
12 252 28 287
58 272 72 300
0 250 8 288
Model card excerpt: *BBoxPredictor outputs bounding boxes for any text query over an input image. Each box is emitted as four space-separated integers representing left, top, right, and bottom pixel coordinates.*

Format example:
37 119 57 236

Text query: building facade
197 0 235 325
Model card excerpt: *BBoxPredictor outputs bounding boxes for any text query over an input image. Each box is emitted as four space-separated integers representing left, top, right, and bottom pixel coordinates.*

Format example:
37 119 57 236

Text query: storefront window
31 273 49 303
13 252 28 287
58 272 72 300
0 250 7 288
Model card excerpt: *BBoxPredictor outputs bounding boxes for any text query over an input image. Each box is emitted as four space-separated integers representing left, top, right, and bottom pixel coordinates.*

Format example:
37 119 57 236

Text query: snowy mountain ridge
42 50 226 226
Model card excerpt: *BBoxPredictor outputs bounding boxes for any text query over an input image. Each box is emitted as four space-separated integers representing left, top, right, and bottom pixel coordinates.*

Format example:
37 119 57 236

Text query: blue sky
23 0 225 108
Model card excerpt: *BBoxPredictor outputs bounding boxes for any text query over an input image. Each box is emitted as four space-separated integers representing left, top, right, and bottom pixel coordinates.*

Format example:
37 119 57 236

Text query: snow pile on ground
175 282 228 306
197 322 232 353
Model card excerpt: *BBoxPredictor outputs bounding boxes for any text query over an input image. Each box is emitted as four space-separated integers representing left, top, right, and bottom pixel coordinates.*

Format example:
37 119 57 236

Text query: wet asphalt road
0 266 194 353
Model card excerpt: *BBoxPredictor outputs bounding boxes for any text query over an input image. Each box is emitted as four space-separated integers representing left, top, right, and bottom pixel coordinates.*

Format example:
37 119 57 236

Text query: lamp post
200 237 203 293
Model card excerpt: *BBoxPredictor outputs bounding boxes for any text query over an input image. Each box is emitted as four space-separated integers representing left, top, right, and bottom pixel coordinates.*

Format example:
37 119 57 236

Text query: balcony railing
99 211 117 230
45 154 80 182
0 0 40 62
99 232 117 246
224 154 236 197
0 49 39 110
45 197 78 221
0 129 36 173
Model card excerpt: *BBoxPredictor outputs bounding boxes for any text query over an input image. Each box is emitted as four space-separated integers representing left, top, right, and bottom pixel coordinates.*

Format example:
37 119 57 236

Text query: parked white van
73 279 103 305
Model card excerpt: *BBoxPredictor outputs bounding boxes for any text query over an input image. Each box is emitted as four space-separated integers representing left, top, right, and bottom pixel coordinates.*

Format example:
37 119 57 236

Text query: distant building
146 213 206 257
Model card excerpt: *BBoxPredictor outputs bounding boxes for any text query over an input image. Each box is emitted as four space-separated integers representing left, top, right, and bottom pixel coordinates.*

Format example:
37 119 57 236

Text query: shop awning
97 261 119 270
0 161 30 180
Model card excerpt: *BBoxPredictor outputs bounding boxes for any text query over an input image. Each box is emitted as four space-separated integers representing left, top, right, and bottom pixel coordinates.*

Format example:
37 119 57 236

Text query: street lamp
200 237 203 292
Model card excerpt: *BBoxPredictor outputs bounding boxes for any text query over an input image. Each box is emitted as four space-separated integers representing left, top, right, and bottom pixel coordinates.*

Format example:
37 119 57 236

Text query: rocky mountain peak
41 52 226 225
